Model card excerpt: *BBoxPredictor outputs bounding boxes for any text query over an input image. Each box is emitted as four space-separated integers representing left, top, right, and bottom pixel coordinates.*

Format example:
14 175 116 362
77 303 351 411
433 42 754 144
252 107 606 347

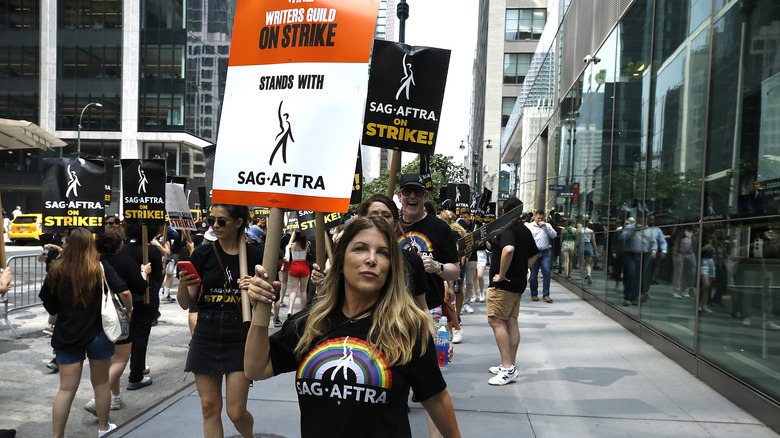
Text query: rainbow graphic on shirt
398 232 432 254
297 336 392 389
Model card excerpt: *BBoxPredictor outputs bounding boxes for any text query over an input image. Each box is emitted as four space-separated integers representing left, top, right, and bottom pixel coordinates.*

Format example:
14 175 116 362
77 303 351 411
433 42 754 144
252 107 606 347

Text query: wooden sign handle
142 225 149 304
239 229 251 324
315 212 327 271
252 208 282 327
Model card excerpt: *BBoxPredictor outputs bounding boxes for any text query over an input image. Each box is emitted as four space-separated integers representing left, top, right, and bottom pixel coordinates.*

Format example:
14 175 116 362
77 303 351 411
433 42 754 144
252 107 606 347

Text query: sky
394 1 478 166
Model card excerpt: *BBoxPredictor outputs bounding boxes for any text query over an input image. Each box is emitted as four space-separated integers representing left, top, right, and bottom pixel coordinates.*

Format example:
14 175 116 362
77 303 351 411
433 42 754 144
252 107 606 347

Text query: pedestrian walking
176 204 261 438
39 227 132 437
118 224 164 391
526 210 557 302
83 226 151 416
286 231 311 318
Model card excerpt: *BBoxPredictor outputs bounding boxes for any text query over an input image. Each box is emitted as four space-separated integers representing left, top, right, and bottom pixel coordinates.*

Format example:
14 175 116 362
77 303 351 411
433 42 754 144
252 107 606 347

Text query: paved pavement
2 278 779 437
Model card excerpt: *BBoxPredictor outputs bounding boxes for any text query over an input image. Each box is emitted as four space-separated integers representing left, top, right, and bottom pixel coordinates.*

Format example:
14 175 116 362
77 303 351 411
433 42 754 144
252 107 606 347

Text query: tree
355 153 466 214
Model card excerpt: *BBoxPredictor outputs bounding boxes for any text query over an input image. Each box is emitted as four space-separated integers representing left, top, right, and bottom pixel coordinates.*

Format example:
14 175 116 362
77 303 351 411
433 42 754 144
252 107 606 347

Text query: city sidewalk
110 280 778 438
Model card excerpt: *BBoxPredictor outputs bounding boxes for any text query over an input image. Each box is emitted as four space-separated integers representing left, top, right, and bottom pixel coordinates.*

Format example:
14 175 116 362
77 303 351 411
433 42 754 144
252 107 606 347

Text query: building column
39 0 57 133
121 0 141 159
535 135 548 212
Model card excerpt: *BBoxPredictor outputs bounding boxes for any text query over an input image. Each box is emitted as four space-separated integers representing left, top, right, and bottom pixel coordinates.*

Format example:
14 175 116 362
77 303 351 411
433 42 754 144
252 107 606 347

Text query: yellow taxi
8 213 43 245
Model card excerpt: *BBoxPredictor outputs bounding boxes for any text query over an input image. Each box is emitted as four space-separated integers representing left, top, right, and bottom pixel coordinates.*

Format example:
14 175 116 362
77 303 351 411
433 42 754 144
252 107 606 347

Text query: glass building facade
504 0 780 429
0 0 232 212
56 0 122 132
0 0 39 124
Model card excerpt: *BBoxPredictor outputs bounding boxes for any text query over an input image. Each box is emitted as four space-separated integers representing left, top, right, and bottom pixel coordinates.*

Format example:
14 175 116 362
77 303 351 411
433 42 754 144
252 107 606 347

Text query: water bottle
436 316 450 370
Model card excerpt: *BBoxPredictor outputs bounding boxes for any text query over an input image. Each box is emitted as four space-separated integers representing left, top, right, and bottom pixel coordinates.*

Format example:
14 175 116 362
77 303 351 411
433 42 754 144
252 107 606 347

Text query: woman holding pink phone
176 204 262 438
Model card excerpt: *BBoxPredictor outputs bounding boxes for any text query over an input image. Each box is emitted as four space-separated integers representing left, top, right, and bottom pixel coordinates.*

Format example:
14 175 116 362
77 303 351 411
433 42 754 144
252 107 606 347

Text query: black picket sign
457 204 523 259
121 159 166 225
351 148 363 205
362 40 451 155
42 158 107 233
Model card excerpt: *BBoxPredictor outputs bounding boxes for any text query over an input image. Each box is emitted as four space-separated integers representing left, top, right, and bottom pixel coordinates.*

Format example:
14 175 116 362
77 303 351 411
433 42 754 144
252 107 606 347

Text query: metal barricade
1 254 47 338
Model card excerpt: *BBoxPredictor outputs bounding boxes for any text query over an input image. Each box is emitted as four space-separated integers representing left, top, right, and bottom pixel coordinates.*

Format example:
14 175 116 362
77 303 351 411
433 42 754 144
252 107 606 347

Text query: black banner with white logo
474 187 492 222
445 184 470 213
121 159 166 225
41 158 106 233
295 210 343 237
198 185 210 223
351 148 363 205
457 204 522 259
286 212 300 234
103 159 114 207
252 207 271 220
362 40 451 155
419 154 432 191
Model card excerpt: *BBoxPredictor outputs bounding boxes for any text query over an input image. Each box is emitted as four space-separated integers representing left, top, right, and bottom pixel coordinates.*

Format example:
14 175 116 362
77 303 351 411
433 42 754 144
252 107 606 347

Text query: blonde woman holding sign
245 216 461 437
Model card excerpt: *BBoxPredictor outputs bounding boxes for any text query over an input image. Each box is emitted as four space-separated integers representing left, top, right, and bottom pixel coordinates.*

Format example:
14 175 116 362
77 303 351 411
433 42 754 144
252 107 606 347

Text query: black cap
399 173 425 189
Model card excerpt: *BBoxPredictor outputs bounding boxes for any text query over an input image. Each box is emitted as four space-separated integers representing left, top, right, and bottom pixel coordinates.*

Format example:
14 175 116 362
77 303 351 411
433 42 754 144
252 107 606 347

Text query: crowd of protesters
26 174 627 438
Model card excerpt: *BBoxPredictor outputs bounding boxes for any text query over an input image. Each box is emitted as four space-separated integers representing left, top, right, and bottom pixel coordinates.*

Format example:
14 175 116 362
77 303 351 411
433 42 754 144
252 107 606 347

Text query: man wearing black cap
397 174 460 313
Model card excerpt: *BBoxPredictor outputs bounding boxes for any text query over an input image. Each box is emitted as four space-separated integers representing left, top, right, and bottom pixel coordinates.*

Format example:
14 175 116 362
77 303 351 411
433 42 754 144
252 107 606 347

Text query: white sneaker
479 293 485 302
463 304 474 314
98 422 117 437
452 329 463 344
469 295 477 303
673 293 682 299
742 318 751 327
489 365 502 374
488 366 518 386
84 398 97 416
764 321 780 331
111 394 122 410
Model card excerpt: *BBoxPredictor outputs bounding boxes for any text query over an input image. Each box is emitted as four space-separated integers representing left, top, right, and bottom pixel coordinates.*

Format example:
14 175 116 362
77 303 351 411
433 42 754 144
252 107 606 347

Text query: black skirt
185 307 248 375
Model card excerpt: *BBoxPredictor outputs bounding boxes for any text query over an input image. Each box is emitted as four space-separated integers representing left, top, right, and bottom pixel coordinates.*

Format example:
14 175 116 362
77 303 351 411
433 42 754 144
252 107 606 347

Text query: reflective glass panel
604 0 653 311
698 218 780 402
706 0 780 219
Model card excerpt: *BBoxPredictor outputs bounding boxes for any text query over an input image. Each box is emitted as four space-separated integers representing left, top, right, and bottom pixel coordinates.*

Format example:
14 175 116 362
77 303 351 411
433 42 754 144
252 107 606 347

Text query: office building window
506 9 546 41
56 93 121 131
58 44 122 79
504 53 531 84
502 97 515 127
59 0 122 29
141 0 184 30
0 0 40 123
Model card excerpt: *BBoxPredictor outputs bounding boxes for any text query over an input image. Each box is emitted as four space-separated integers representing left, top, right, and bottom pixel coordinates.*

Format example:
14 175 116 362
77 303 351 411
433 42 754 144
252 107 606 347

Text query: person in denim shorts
39 228 131 437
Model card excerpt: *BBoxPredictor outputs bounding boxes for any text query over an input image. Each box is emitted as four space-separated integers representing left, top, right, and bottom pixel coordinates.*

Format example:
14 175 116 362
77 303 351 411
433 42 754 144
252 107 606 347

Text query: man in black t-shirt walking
486 197 539 386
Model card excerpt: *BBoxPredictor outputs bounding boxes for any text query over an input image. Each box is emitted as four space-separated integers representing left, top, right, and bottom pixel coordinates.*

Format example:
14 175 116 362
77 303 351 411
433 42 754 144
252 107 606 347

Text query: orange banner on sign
229 0 379 66
213 189 350 214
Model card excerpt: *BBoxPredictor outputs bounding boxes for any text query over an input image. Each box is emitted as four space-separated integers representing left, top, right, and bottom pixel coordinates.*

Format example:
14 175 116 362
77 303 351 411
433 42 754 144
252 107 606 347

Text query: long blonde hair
440 209 467 237
47 227 101 308
293 216 431 366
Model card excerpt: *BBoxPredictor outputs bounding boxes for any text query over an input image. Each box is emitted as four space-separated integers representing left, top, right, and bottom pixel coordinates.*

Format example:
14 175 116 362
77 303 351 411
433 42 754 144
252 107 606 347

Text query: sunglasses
401 187 426 197
206 216 234 227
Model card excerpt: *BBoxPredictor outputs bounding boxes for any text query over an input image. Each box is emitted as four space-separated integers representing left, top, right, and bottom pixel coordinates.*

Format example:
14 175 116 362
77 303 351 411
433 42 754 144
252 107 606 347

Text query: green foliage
352 153 466 215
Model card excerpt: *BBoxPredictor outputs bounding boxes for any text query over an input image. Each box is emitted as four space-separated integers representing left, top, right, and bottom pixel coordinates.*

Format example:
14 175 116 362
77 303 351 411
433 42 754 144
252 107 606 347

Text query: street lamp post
460 139 491 191
562 111 579 216
77 102 102 154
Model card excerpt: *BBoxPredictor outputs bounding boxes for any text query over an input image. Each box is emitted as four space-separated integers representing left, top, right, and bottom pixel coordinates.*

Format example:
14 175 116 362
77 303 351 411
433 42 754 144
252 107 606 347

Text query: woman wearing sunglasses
177 204 262 438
